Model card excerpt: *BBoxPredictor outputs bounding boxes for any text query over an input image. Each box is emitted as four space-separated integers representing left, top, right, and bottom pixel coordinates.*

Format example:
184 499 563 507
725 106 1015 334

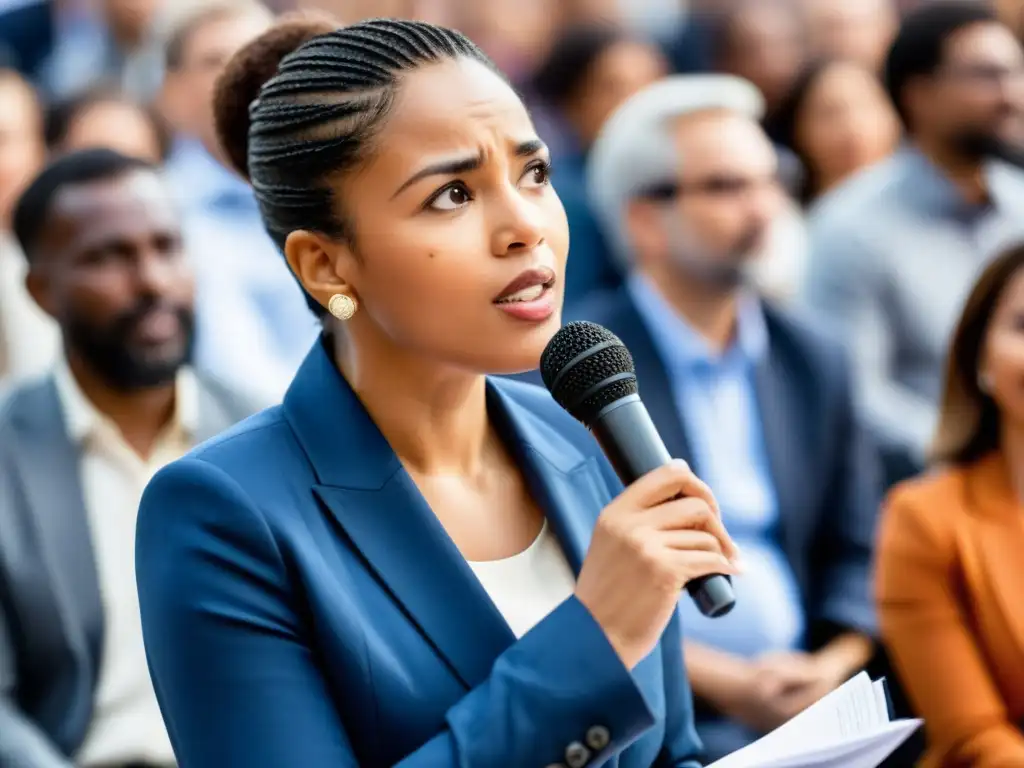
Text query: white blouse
467 521 577 639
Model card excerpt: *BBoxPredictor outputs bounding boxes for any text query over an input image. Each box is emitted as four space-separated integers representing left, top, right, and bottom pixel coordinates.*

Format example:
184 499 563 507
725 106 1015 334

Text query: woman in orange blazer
877 242 1024 768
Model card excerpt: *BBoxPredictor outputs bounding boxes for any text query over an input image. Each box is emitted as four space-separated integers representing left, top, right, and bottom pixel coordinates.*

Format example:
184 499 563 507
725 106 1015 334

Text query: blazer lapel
753 336 809 559
285 343 515 691
315 476 516 690
9 380 103 704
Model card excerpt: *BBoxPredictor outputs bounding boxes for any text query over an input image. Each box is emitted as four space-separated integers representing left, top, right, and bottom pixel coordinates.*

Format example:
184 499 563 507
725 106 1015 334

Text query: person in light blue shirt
802 3 1024 487
157 0 320 405
575 74 882 761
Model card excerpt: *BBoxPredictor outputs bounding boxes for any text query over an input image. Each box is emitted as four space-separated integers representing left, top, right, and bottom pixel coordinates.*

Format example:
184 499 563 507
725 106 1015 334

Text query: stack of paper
707 673 922 768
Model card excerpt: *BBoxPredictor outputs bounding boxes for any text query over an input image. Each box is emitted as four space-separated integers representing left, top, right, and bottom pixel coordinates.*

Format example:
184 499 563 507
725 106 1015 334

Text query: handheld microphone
540 321 736 618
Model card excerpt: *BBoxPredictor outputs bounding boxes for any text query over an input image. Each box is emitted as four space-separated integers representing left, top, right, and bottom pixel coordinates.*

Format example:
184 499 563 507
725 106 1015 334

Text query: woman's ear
284 230 357 310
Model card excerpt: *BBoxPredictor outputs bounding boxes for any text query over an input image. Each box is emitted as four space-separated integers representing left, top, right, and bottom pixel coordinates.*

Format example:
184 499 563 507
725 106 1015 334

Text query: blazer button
565 741 592 768
586 725 611 750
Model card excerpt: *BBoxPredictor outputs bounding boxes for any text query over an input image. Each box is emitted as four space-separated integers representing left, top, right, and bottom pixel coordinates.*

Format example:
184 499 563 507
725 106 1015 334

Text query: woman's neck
336 333 491 477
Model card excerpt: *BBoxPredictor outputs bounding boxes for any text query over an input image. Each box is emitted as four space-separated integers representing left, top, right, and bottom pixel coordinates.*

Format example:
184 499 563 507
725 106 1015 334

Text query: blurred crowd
5 0 1024 766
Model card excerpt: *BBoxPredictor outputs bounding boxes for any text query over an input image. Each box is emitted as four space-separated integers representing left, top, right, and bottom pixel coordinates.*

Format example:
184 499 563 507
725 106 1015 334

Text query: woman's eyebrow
392 152 483 199
515 138 547 157
392 139 548 199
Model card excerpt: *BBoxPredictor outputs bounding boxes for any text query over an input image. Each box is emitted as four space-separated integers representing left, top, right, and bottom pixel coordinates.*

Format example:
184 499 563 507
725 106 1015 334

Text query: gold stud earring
328 293 357 321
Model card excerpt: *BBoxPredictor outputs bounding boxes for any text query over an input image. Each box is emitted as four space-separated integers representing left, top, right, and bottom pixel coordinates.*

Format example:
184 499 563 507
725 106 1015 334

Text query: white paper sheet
706 674 921 768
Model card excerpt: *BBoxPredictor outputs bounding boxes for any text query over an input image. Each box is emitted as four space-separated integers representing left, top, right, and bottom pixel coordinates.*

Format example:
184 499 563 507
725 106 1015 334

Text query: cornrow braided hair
213 15 502 315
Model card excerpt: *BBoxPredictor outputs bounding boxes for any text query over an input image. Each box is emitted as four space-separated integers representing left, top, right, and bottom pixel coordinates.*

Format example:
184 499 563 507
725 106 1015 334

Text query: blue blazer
135 339 704 767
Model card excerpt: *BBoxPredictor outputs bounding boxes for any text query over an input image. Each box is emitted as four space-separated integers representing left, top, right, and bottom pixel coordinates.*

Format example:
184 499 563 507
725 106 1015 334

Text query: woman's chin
480 351 544 377
472 337 552 377
492 319 562 375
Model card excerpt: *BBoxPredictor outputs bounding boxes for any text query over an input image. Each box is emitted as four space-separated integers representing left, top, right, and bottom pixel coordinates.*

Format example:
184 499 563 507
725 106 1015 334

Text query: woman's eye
522 161 552 188
428 183 472 211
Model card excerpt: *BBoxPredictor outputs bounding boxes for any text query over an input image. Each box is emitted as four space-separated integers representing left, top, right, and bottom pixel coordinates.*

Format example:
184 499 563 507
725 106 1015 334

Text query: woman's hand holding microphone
575 460 741 670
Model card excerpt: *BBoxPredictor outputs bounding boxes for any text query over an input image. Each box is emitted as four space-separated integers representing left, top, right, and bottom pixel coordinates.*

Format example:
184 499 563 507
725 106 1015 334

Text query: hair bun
213 12 337 180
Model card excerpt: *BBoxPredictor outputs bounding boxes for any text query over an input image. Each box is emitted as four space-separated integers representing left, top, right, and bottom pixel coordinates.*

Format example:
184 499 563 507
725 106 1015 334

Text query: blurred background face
795 62 900 192
719 1 805 113
635 111 781 288
0 73 45 231
802 0 898 73
160 6 273 160
56 100 164 163
982 267 1024 427
564 39 669 149
911 21 1024 155
30 171 194 390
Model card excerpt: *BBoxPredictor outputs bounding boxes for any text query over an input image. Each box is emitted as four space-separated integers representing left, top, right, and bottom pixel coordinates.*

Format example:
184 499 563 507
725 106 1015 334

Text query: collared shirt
628 274 805 658
163 139 320 406
804 145 1024 459
54 358 195 767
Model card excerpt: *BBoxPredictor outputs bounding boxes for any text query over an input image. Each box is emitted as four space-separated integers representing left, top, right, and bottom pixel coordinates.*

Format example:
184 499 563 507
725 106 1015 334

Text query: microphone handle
589 395 736 619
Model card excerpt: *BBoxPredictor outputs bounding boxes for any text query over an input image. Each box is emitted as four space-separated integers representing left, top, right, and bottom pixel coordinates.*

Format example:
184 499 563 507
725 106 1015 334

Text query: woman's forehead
382 58 535 153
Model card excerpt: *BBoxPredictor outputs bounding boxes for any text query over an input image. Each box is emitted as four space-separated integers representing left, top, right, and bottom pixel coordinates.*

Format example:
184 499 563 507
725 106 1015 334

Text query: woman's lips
493 283 555 322
494 266 556 302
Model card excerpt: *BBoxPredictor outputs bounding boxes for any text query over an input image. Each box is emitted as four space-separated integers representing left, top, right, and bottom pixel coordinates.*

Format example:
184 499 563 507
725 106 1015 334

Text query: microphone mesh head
540 321 637 426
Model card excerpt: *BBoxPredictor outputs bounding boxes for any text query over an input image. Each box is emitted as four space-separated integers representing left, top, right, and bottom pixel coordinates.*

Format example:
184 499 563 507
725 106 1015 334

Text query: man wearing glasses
573 74 882 762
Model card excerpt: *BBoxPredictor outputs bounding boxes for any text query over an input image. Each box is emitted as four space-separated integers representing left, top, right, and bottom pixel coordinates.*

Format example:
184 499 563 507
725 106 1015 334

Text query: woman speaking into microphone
134 15 740 768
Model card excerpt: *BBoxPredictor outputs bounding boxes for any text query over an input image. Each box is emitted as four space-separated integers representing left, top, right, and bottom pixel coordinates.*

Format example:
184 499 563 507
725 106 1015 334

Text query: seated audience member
0 149 257 768
0 66 57 383
769 59 900 207
877 242 1024 768
578 75 882 760
756 58 899 302
803 3 1024 487
531 23 669 305
155 0 320 405
45 84 172 164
